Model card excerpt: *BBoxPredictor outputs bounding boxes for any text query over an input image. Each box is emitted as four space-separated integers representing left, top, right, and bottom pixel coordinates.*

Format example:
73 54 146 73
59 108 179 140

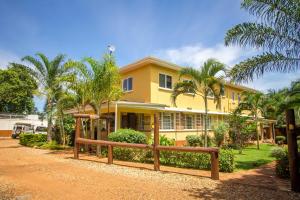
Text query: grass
233 143 276 171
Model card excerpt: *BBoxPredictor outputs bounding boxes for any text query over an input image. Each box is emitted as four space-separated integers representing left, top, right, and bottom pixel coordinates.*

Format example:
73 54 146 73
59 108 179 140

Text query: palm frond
21 55 46 78
171 81 197 106
179 67 202 84
229 52 300 83
225 22 300 51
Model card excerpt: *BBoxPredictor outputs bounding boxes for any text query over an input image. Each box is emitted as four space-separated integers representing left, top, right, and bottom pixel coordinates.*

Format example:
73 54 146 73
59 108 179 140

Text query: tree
69 54 121 155
237 91 266 149
172 59 226 147
11 53 71 141
0 66 37 114
225 0 300 83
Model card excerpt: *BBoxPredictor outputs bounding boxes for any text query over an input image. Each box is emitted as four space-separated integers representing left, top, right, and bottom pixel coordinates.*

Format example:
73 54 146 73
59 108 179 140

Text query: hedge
108 129 147 144
19 133 47 147
275 136 286 144
109 147 234 172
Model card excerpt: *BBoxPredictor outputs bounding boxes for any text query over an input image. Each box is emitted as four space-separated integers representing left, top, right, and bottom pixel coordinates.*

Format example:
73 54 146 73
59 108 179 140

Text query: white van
11 123 33 139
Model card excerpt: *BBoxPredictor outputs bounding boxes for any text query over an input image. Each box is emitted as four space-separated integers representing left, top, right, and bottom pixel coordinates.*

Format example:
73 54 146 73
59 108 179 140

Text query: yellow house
73 56 271 145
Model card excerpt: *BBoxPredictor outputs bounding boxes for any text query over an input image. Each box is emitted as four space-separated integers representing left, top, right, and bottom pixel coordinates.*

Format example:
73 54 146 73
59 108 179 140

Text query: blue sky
0 0 299 111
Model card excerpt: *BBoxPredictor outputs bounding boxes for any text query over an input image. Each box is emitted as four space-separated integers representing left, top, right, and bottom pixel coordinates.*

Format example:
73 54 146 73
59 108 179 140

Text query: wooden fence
73 113 219 180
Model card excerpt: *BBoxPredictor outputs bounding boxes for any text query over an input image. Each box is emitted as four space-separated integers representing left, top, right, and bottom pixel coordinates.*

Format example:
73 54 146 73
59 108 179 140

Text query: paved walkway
0 139 298 200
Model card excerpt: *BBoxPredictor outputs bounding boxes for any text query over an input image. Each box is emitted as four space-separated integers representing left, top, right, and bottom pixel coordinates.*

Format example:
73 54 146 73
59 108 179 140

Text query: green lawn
233 144 276 171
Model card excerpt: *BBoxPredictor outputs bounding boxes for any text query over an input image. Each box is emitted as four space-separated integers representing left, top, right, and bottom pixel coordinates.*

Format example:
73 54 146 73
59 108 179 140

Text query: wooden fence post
154 113 160 171
285 109 300 192
108 145 113 164
211 152 219 180
74 117 81 159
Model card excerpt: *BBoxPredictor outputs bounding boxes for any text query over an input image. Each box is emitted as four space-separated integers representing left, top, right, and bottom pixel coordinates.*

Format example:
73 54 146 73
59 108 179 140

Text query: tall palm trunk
204 95 208 147
46 98 53 142
255 114 260 150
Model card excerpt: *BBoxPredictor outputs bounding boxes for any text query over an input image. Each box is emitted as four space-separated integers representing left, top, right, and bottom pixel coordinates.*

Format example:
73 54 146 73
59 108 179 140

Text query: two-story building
70 57 276 145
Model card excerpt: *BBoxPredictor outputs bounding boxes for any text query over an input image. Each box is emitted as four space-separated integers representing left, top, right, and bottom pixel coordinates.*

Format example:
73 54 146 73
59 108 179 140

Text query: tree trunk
204 95 208 147
285 109 300 192
46 99 53 142
255 115 260 150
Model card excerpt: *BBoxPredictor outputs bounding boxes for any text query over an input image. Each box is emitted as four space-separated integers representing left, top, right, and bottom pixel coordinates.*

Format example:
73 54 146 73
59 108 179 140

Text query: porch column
114 102 118 132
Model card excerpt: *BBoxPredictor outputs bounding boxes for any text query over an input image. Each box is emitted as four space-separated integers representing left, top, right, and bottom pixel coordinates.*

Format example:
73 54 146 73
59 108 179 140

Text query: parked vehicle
11 123 33 139
34 126 47 134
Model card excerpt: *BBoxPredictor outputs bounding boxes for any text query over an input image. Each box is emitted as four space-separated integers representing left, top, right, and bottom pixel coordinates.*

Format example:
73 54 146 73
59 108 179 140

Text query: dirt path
0 139 299 200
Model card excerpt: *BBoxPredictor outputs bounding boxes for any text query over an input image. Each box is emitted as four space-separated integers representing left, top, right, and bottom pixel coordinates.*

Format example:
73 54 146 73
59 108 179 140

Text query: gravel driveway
0 139 299 200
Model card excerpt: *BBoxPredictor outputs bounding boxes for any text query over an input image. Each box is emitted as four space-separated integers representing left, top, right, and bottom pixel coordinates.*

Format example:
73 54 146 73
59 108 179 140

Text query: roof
119 56 258 92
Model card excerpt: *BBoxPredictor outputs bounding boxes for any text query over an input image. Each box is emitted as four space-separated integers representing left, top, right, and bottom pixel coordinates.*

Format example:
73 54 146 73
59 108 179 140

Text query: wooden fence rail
73 113 219 180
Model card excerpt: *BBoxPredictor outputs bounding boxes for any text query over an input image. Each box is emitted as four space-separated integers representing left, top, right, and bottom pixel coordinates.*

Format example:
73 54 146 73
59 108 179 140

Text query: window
185 114 195 129
202 115 212 129
160 112 174 130
238 93 241 103
231 92 235 101
123 77 132 92
159 74 172 89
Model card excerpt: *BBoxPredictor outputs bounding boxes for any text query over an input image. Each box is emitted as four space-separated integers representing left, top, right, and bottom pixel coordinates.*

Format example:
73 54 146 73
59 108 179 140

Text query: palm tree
225 0 300 83
237 91 267 149
11 53 70 141
172 59 226 147
69 54 121 155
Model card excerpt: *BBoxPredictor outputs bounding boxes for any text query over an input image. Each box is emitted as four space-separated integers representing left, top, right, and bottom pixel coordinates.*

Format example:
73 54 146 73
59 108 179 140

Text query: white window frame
184 114 195 130
160 112 175 130
159 73 172 90
122 77 133 92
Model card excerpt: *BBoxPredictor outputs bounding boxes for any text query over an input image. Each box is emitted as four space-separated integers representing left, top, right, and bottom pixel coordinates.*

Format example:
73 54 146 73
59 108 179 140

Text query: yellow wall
120 65 151 103
148 64 245 112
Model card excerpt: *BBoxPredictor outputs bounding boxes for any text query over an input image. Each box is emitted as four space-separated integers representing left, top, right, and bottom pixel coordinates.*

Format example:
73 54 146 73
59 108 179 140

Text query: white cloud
0 50 20 69
246 71 300 92
155 43 299 91
155 43 250 67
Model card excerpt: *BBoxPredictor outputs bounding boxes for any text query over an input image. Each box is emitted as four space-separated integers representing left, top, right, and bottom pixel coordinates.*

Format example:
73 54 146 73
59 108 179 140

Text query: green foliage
19 133 47 147
186 135 202 146
0 66 37 113
108 129 147 144
172 59 226 147
275 136 286 144
19 133 66 150
271 147 286 160
186 135 212 147
110 147 234 172
225 0 300 83
40 141 65 150
271 147 290 178
213 122 229 147
11 53 73 141
158 135 175 146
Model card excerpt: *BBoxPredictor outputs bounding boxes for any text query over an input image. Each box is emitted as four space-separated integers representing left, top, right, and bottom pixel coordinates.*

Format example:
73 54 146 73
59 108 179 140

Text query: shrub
19 133 47 147
159 135 175 146
110 147 234 172
271 147 290 178
271 147 286 160
219 149 235 172
213 122 229 147
186 135 202 146
41 141 65 150
108 129 147 144
275 136 286 144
